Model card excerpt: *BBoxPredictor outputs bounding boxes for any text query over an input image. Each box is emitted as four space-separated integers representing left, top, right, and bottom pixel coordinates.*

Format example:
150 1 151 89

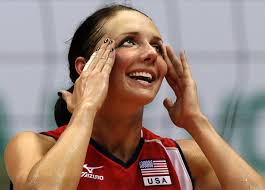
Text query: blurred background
1 0 265 189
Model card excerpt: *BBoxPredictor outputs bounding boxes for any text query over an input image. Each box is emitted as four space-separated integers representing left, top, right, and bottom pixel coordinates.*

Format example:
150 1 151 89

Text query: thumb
59 90 73 113
163 97 174 112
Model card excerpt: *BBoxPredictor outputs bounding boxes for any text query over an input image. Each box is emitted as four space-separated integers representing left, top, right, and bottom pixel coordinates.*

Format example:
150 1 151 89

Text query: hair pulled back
55 4 148 127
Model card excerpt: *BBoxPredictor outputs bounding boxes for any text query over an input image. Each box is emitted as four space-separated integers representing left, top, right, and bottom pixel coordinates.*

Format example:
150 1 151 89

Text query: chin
108 79 160 107
128 91 157 106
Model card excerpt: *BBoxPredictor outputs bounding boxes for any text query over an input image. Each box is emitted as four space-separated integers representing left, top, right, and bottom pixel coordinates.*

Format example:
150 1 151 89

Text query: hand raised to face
162 46 202 130
60 38 116 113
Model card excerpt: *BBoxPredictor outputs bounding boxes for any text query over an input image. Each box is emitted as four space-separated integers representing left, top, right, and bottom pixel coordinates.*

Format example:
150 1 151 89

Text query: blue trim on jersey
90 138 144 168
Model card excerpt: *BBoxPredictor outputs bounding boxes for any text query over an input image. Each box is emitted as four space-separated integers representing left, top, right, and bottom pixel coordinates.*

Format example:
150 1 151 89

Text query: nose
140 43 158 64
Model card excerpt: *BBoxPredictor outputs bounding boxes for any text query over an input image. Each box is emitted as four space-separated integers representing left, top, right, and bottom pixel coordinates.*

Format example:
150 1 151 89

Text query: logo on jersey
139 160 172 186
81 164 104 180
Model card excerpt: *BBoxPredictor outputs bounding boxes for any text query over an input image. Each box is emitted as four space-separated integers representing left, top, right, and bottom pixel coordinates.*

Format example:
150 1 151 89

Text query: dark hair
55 4 149 127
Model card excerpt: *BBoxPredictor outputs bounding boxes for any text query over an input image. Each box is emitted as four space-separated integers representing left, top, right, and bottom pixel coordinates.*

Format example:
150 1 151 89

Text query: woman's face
103 10 167 105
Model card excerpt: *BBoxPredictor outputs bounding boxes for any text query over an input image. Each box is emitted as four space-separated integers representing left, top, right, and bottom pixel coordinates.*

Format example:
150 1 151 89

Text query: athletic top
41 126 193 190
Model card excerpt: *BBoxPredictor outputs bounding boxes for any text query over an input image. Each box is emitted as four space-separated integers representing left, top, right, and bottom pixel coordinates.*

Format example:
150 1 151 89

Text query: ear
75 57 87 75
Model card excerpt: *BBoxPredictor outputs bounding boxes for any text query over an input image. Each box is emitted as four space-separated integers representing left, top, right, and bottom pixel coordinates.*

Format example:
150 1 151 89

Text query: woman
4 4 265 190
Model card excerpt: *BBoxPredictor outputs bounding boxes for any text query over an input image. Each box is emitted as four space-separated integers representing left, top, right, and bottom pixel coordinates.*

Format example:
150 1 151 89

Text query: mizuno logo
81 164 104 181
83 164 104 174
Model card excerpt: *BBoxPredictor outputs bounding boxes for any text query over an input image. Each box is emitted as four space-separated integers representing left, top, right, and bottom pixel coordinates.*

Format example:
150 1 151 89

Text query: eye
118 37 136 47
152 44 163 54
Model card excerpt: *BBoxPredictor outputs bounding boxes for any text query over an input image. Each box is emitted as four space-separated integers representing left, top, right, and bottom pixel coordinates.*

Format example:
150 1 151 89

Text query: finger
162 45 178 82
166 46 183 78
180 51 192 78
165 75 181 97
60 90 73 112
164 46 180 93
102 48 115 74
83 51 97 72
163 45 183 93
162 45 182 96
88 38 110 71
95 40 114 72
163 97 174 111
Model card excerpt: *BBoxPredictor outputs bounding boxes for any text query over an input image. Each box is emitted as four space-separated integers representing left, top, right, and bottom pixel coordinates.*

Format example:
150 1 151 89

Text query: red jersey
41 126 193 190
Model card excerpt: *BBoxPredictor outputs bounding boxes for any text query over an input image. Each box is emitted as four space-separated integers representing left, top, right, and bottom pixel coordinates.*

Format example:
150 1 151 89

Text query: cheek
109 51 130 80
113 50 135 70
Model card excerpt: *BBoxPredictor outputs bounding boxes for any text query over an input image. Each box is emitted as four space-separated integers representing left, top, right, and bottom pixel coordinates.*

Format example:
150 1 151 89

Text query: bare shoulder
176 139 209 177
176 139 221 189
5 131 56 158
4 131 56 188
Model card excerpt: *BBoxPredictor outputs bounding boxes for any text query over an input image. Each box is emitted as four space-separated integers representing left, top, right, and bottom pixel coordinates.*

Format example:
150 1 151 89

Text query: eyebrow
118 31 163 42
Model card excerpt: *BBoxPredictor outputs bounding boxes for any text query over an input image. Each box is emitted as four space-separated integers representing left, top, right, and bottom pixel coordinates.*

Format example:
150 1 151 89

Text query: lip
126 68 157 82
126 76 154 88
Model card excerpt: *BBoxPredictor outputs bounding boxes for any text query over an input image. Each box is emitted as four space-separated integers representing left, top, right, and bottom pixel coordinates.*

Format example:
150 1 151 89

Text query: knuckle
104 65 111 72
79 75 86 81
67 104 74 113
101 72 109 78
100 56 108 60
80 72 89 79
106 60 114 67
191 80 196 86
106 59 113 64
75 77 81 83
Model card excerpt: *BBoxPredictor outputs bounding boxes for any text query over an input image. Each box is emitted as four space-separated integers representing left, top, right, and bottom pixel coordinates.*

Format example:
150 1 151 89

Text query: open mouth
128 72 154 83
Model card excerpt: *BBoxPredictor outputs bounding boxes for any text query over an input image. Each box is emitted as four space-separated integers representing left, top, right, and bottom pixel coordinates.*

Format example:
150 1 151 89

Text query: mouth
128 71 155 84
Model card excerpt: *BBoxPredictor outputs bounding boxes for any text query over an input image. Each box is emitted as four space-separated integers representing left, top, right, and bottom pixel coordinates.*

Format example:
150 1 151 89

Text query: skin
68 11 168 162
4 10 265 190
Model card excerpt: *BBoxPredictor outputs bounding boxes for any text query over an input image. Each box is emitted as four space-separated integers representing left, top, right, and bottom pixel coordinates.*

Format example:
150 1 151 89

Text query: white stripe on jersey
144 139 193 190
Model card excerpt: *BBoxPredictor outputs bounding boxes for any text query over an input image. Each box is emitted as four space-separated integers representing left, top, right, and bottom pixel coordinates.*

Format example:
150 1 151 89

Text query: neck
91 105 144 163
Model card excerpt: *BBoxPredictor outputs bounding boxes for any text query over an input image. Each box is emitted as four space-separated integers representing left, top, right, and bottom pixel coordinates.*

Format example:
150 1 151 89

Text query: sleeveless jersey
41 126 193 190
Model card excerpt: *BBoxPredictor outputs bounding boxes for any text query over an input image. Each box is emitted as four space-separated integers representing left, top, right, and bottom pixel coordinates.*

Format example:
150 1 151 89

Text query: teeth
129 72 153 80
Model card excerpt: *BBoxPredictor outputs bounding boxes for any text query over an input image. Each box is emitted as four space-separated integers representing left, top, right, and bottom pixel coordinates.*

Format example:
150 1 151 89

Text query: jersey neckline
89 137 144 168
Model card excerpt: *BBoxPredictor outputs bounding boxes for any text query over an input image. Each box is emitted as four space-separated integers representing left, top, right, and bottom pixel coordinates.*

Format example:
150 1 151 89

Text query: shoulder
176 139 221 189
4 131 55 187
143 127 176 146
5 131 56 154
176 139 209 175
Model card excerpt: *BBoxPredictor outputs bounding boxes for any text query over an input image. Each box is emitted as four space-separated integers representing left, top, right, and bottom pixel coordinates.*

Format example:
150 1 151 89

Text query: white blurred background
1 0 265 189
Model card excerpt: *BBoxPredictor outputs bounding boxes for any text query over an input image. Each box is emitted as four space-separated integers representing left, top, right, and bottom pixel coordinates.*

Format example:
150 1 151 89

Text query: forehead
103 10 161 39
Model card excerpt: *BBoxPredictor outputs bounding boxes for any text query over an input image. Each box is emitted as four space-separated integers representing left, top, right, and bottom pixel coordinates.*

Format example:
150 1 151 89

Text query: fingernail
57 92 62 97
104 38 109 43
